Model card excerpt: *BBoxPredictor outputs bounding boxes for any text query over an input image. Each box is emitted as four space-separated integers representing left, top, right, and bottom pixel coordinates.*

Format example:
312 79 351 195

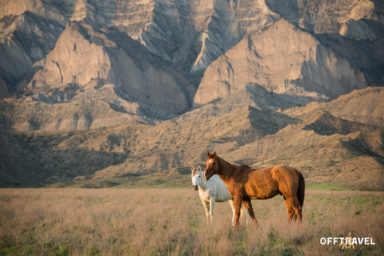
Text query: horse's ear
207 151 211 158
213 152 217 158
198 166 202 171
191 166 195 175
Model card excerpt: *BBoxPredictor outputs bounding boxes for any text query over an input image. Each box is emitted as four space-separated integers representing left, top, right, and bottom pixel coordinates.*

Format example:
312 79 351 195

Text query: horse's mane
217 156 251 171
240 164 251 171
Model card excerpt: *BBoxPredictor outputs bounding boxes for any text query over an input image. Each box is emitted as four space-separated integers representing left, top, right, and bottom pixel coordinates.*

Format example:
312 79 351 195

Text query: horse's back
245 167 279 199
245 165 301 199
270 165 300 183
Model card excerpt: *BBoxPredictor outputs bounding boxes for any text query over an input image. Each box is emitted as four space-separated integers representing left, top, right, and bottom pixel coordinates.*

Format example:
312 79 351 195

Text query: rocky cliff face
28 21 193 116
266 0 384 38
1 0 382 105
193 18 367 105
0 0 72 97
138 0 279 73
0 0 383 188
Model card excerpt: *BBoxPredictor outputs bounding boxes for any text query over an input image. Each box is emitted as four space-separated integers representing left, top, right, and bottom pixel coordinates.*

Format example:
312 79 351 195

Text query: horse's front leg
202 200 210 224
228 199 236 226
233 195 242 229
209 197 215 224
242 198 258 228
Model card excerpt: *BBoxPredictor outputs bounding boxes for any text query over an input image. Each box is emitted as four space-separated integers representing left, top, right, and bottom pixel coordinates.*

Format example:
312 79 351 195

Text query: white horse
191 166 249 225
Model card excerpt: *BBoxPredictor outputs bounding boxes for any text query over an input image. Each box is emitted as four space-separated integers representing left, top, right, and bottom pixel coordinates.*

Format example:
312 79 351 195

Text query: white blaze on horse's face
204 152 218 180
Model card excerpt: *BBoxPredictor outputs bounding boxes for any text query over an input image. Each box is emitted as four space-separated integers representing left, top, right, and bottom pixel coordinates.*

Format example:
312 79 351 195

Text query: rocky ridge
193 18 367 105
1 86 383 189
0 0 383 189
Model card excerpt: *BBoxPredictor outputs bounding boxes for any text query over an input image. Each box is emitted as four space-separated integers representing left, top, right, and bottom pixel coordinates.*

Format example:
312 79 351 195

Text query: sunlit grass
306 183 351 191
0 188 383 255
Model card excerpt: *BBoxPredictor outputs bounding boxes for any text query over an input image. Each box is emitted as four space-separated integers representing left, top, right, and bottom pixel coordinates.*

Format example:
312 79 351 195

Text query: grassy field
0 188 383 255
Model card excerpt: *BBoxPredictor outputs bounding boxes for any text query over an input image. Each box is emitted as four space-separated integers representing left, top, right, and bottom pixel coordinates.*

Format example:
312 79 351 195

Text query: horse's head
191 166 203 191
204 151 219 180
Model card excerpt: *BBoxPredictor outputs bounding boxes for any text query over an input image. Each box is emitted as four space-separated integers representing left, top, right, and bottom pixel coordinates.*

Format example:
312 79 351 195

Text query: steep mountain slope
3 0 381 99
265 0 384 85
0 0 74 96
1 87 383 189
27 21 194 117
285 86 384 126
266 0 383 37
229 111 384 189
139 0 279 73
0 0 383 189
0 129 128 186
1 20 195 131
0 0 279 96
193 18 366 105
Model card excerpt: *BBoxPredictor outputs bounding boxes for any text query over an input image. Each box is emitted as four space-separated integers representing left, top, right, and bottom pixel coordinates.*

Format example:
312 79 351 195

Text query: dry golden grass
0 188 383 255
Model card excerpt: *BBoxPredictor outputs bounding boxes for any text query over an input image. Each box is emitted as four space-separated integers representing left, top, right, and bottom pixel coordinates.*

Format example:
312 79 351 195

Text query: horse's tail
297 170 305 208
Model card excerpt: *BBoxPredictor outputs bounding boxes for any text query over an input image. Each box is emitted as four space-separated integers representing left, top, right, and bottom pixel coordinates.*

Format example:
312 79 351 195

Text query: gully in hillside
204 152 305 229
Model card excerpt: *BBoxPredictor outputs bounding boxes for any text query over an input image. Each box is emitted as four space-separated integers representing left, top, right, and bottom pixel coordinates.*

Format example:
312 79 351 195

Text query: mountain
0 0 383 189
285 86 384 126
193 19 366 105
1 86 383 189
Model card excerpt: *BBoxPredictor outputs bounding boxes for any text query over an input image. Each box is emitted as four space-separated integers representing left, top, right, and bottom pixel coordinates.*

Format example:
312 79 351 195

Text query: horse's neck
218 157 238 182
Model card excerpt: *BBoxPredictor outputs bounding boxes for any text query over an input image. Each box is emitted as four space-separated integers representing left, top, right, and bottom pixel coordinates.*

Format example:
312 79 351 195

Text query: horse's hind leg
285 197 302 222
284 199 295 222
209 198 215 224
292 197 302 222
294 201 302 222
292 212 298 221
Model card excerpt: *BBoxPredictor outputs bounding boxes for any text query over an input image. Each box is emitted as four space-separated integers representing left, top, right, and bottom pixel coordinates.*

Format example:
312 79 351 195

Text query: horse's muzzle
193 185 198 191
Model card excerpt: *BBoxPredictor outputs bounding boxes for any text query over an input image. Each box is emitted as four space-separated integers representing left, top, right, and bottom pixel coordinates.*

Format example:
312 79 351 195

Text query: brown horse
204 152 305 228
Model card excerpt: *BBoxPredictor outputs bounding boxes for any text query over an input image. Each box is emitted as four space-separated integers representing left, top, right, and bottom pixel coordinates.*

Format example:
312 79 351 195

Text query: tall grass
0 188 383 255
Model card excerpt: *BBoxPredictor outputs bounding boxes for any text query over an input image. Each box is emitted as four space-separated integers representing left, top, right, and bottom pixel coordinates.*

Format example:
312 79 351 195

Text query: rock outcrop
193 18 366 105
8 21 195 130
0 0 383 189
1 0 383 104
285 86 384 126
1 87 383 189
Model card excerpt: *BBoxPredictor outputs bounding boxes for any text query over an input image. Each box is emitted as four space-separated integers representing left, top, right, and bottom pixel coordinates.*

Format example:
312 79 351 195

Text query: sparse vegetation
50 171 190 189
306 183 351 191
0 188 383 255
2 101 384 190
